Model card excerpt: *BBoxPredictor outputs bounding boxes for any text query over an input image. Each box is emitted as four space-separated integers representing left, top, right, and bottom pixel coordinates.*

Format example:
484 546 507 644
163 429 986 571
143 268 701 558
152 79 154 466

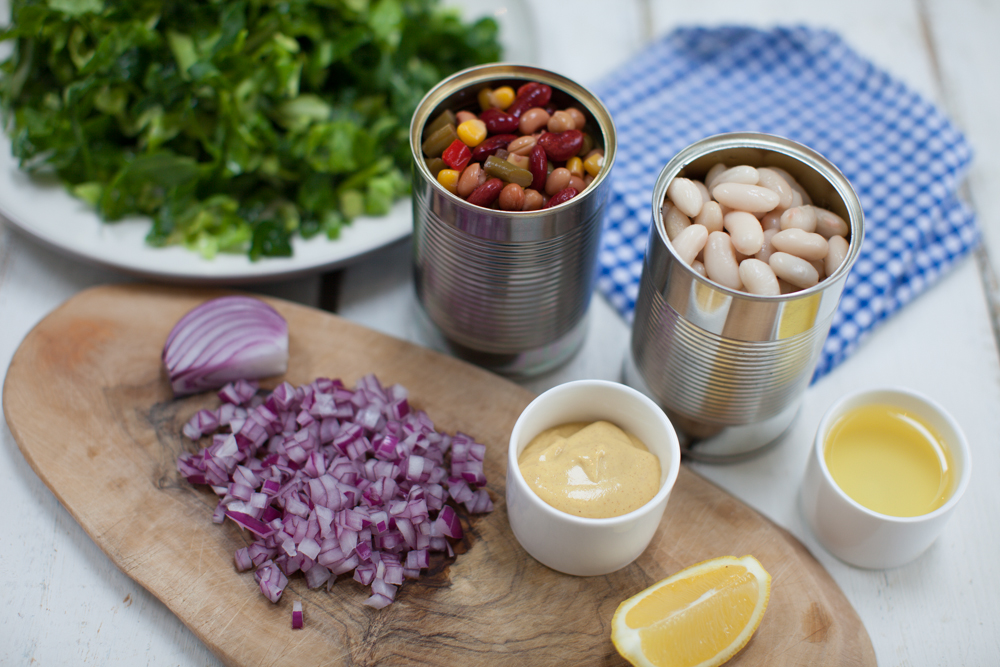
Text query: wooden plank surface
3 284 874 666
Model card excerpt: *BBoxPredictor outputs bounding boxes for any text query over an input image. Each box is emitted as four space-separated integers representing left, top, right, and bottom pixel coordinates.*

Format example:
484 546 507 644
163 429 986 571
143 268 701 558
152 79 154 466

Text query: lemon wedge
611 555 771 667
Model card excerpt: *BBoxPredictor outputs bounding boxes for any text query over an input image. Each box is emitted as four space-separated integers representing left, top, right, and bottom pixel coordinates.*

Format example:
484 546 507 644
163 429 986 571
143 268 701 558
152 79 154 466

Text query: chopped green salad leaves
0 0 501 259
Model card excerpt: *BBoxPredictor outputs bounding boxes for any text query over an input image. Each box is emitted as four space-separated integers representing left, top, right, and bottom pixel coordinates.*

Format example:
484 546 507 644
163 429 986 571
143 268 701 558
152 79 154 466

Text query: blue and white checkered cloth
592 26 978 382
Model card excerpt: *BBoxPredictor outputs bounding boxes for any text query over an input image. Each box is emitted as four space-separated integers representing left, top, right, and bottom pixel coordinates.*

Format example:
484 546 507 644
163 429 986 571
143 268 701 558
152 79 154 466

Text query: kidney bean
770 228 829 261
522 188 544 211
457 163 482 198
467 178 504 208
471 134 518 162
769 251 819 288
667 177 703 217
507 82 552 118
548 110 576 133
538 129 584 162
519 108 550 135
738 258 780 296
545 167 572 196
479 108 519 134
545 186 578 208
499 183 526 211
529 145 547 192
507 135 537 156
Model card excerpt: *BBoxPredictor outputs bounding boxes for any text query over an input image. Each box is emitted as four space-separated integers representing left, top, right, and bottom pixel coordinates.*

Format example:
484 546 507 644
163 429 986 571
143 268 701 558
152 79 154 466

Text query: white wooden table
2 1 999 664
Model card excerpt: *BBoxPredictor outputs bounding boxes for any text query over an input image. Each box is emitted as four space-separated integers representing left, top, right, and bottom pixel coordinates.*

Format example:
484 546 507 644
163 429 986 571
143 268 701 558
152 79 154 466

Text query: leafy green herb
0 0 501 260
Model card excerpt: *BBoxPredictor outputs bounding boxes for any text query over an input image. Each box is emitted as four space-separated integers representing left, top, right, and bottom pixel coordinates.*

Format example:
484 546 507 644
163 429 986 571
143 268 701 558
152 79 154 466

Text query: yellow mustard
517 421 661 519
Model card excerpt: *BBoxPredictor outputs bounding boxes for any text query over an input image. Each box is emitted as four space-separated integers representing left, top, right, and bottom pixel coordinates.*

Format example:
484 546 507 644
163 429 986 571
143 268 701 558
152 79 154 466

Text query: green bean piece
423 109 457 139
484 155 533 187
425 157 447 177
421 123 458 158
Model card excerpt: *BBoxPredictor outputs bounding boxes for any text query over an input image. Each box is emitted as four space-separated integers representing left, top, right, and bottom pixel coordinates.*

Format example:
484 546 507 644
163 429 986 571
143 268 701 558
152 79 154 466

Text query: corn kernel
457 119 488 147
566 156 585 179
477 87 494 111
583 152 604 177
437 168 460 194
492 86 515 110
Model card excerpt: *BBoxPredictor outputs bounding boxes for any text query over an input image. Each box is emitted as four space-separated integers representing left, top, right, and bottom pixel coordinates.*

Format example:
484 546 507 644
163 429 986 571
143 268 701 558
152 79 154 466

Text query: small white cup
800 387 972 569
506 380 681 576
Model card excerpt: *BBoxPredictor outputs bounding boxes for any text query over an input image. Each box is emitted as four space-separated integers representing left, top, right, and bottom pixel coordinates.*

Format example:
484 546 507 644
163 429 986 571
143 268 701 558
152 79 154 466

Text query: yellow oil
824 403 954 517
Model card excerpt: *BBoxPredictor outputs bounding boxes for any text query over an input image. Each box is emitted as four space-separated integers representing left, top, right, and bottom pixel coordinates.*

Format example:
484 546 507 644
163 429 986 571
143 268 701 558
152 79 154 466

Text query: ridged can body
626 133 864 461
410 65 616 377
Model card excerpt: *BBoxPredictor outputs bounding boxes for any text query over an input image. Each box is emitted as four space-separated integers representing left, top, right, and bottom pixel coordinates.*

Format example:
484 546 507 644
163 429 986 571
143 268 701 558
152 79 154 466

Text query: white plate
0 0 536 285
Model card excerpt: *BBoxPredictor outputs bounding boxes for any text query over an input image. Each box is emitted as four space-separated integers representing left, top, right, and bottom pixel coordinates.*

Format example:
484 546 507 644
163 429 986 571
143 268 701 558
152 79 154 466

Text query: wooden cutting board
3 284 875 666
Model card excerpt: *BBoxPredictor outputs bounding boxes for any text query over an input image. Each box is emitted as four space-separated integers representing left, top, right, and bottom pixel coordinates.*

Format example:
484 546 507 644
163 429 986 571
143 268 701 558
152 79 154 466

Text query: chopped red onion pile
163 296 289 397
177 374 492 611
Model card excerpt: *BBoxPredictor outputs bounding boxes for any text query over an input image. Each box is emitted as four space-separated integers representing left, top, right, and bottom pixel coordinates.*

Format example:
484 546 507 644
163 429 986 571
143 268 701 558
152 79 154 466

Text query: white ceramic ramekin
506 380 681 576
800 387 972 569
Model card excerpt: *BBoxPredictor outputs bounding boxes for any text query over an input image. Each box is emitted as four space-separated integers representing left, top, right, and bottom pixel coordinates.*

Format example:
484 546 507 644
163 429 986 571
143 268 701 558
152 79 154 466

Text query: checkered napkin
591 26 978 382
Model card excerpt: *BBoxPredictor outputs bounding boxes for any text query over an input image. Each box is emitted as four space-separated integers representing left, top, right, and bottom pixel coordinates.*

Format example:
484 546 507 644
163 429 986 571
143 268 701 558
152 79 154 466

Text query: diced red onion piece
163 297 288 397
177 374 492 609
291 600 303 629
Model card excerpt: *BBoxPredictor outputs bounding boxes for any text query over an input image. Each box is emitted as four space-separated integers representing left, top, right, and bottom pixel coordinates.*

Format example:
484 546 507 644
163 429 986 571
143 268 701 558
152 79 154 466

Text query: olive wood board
3 284 875 666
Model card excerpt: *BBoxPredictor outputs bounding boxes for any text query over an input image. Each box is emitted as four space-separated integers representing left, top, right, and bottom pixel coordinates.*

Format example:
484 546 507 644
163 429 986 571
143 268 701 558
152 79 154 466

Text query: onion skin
163 296 289 397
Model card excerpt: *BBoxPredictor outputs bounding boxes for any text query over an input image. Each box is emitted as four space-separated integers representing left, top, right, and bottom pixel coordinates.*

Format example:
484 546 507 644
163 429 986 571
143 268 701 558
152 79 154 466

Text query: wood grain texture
3 284 874 666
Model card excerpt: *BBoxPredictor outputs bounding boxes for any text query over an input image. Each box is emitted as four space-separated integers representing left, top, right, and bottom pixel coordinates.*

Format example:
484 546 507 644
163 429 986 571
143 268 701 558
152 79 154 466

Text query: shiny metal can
409 64 616 377
624 133 864 462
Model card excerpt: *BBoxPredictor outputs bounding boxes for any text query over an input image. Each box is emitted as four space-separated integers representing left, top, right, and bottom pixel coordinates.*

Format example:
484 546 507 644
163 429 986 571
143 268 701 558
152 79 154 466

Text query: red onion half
176 374 493 614
163 296 289 397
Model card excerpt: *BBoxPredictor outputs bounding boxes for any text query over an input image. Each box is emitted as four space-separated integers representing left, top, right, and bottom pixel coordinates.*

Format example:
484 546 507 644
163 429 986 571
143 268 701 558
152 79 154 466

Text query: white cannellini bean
826 234 849 276
694 200 724 233
768 166 811 204
760 210 782 232
705 163 728 190
769 251 819 288
663 202 691 240
704 231 743 290
723 211 764 255
709 165 759 190
738 258 780 296
779 205 818 233
778 278 798 294
668 177 704 217
756 168 794 210
670 223 709 265
811 258 826 282
691 259 707 278
756 228 779 262
770 228 829 261
693 179 711 205
815 208 850 238
712 182 780 213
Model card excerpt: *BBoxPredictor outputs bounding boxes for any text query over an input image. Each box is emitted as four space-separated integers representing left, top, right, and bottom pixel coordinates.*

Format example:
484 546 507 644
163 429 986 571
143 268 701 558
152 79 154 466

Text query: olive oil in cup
824 403 955 517
801 388 971 569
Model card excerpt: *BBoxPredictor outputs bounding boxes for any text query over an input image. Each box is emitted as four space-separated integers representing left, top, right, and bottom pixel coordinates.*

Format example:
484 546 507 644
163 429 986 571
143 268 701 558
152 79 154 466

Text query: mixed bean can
625 133 864 462
409 64 616 377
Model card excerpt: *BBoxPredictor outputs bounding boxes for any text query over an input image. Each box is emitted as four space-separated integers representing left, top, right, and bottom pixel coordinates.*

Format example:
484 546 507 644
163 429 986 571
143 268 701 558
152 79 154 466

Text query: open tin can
409 64 616 377
624 133 864 462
